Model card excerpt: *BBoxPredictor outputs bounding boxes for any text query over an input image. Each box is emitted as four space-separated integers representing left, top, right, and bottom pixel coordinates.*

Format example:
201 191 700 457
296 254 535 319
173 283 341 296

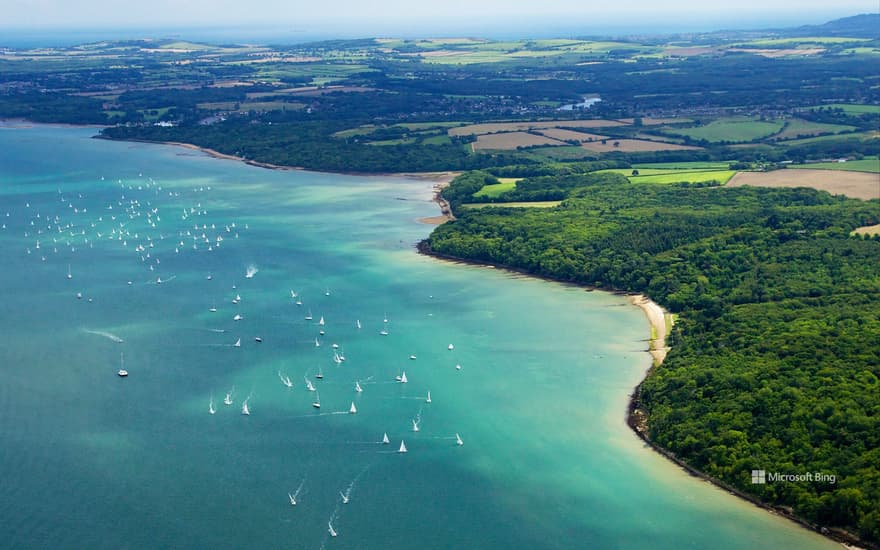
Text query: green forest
425 171 880 544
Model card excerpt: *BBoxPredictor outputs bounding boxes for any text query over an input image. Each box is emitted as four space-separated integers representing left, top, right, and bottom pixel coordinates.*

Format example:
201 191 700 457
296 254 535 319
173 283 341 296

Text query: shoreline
417 241 860 550
96 136 463 216
11 122 867 548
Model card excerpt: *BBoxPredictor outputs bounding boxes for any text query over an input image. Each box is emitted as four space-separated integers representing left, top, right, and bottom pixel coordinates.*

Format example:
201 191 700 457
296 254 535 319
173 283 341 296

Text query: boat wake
82 329 124 343
288 477 306 506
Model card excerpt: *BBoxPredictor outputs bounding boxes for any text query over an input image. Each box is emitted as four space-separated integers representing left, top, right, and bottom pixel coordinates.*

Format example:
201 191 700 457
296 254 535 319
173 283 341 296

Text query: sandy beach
628 294 672 365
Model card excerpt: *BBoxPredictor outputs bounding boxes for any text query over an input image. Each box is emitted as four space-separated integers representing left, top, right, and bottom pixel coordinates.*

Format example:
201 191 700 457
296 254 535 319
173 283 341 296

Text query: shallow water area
0 126 837 549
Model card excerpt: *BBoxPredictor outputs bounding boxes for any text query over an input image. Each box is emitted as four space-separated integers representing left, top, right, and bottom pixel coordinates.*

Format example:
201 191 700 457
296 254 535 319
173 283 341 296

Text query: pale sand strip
628 294 672 365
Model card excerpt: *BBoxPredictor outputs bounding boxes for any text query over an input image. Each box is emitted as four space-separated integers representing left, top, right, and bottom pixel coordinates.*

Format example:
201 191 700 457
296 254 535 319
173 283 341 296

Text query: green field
365 137 418 146
597 168 735 184
462 201 562 209
810 103 880 115
770 118 857 140
137 107 172 121
421 135 452 145
779 130 878 146
633 161 733 170
789 156 880 173
667 118 785 143
631 170 736 184
473 178 520 198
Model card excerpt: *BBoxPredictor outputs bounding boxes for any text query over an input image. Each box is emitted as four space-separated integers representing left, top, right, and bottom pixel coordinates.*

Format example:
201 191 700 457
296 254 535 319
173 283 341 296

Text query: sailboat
315 337 320 347
224 391 233 405
209 398 216 415
233 313 242 321
355 381 363 393
399 371 408 384
312 392 321 409
290 290 297 299
328 521 337 537
305 310 313 321
382 432 390 444
241 399 250 415
349 402 357 414
379 327 389 336
305 378 316 392
456 433 464 446
117 352 128 377
333 352 342 365
412 419 420 432
356 319 361 329
318 316 325 326
233 338 241 348
398 440 407 453
426 391 432 404
67 264 72 280
288 493 297 506
209 303 217 312
316 366 324 380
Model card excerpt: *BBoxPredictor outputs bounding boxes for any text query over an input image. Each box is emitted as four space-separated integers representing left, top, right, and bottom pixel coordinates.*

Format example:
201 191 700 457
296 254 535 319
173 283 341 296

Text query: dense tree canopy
426 172 880 544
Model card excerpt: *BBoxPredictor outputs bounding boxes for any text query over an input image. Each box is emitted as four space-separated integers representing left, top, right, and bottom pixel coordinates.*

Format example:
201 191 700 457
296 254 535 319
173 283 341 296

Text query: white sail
340 492 349 504
355 381 363 393
233 338 241 348
312 392 321 408
209 398 216 415
305 378 316 392
241 400 250 415
224 390 233 405
349 402 357 414
356 319 361 329
117 352 128 377
318 316 325 326
456 433 464 446
288 493 296 506
398 440 407 453
382 432 390 444
328 521 337 537
400 371 408 384
412 419 420 432
315 337 320 347
426 391 432 404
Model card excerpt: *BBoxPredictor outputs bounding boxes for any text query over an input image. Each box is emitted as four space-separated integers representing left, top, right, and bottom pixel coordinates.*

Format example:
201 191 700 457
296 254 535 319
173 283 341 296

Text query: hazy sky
3 0 875 32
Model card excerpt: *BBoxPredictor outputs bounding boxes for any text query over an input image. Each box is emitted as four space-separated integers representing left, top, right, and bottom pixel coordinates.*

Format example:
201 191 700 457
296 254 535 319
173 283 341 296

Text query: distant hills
788 13 880 38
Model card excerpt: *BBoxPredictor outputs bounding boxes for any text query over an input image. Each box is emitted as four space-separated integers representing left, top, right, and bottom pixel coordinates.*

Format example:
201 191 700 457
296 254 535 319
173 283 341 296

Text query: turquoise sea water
0 125 837 549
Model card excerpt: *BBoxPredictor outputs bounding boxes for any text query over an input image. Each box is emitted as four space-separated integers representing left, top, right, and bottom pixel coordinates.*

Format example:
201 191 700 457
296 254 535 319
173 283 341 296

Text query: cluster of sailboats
15 171 468 542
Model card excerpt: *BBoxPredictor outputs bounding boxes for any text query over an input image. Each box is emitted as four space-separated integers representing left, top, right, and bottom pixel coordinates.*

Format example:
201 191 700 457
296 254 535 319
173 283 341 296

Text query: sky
2 0 876 38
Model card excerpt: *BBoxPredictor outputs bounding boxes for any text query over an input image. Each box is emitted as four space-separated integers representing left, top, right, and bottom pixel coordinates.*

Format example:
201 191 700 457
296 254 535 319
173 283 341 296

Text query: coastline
417 241 861 550
11 122 867 548
95 135 463 215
